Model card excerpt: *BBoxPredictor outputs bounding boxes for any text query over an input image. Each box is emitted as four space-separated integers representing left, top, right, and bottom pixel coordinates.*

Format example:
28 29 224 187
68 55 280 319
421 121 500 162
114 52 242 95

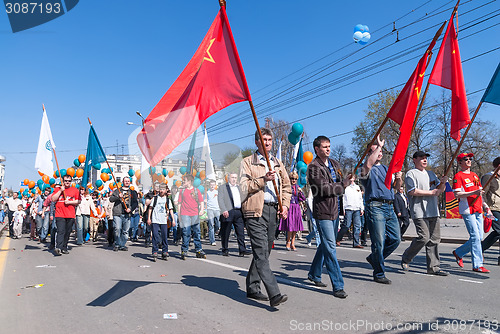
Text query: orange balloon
98 185 104 191
130 186 135 191
135 170 141 178
20 188 24 193
117 182 122 188
53 171 57 178
192 169 197 176
168 170 174 178
175 180 181 187
67 168 75 177
200 170 206 180
37 189 41 194
38 171 44 177
42 175 50 184
76 168 84 178
23 179 29 185
303 151 314 164
109 183 115 190
78 154 86 163
100 173 109 182
71 182 76 188
28 181 36 189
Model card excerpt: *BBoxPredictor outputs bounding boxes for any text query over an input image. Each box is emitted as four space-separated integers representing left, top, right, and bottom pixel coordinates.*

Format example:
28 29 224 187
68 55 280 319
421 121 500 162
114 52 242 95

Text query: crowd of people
1 128 499 308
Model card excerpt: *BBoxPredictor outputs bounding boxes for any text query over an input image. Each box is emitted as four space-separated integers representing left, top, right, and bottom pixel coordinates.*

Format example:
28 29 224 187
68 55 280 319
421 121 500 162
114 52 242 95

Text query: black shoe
173 240 178 246
401 261 409 271
119 246 128 251
162 252 169 260
497 257 500 266
113 246 119 252
361 242 367 247
247 292 269 301
222 250 229 257
374 277 392 284
333 289 348 299
366 255 374 269
239 250 252 257
181 251 187 260
196 250 206 259
428 270 449 276
54 248 62 256
153 253 157 262
61 249 69 254
270 294 288 307
308 276 327 287
40 238 47 243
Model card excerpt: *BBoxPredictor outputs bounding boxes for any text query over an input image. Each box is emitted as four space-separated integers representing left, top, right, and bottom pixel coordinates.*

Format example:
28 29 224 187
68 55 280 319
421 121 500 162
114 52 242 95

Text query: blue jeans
152 223 169 254
305 215 321 247
455 212 484 268
308 219 344 291
130 213 140 239
180 215 202 252
344 209 362 246
114 214 131 248
76 214 90 244
207 209 220 244
365 201 401 279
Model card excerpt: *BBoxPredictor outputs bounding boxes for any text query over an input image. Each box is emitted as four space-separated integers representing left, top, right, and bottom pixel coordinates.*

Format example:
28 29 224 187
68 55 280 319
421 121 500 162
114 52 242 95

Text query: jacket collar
251 151 280 167
314 156 337 183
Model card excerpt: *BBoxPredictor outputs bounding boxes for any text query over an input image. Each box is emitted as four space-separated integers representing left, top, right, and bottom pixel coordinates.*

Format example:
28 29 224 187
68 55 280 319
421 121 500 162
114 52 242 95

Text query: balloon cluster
288 123 303 145
353 24 370 45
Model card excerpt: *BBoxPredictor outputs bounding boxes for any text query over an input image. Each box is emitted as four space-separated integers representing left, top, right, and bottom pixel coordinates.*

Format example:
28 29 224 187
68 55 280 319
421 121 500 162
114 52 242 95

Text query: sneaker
401 261 409 271
162 252 169 260
61 249 69 254
113 246 119 252
54 248 62 256
453 250 463 268
307 276 327 287
211 242 217 246
473 267 490 273
119 246 128 251
333 289 348 299
181 251 187 260
307 242 312 247
428 270 449 276
374 277 392 284
196 250 207 259
152 253 157 262
269 294 288 307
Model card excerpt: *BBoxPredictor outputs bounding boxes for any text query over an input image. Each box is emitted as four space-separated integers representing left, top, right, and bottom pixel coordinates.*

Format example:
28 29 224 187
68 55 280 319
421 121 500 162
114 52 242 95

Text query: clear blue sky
0 0 498 189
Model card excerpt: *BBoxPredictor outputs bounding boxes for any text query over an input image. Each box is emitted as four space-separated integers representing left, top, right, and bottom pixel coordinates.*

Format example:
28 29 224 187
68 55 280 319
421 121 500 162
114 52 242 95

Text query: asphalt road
0 233 499 334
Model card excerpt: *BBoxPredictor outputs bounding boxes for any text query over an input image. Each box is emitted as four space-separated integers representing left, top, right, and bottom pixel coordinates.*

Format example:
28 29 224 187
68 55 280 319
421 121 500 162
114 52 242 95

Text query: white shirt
258 153 278 203
229 184 241 209
206 189 220 211
343 183 364 211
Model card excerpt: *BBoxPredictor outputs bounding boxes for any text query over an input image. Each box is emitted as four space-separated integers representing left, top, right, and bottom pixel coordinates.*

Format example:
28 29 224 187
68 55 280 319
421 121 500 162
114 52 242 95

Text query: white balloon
361 32 371 43
353 31 363 42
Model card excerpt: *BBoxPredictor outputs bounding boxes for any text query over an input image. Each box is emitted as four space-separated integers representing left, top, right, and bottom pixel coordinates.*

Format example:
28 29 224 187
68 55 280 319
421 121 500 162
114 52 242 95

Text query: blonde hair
289 171 298 179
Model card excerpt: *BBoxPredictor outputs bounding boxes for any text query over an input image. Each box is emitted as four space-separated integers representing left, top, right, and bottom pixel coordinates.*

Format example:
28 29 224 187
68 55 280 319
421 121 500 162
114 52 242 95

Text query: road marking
458 278 483 284
195 258 324 291
413 272 435 277
0 237 12 286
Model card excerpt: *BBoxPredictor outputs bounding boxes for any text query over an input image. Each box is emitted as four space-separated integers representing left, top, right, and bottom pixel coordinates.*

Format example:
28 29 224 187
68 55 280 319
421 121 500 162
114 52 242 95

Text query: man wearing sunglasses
51 175 81 255
452 153 492 273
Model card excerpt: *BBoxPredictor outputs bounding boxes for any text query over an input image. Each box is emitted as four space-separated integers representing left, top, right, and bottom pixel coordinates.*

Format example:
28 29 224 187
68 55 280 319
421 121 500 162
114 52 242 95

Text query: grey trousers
245 204 280 299
402 217 441 272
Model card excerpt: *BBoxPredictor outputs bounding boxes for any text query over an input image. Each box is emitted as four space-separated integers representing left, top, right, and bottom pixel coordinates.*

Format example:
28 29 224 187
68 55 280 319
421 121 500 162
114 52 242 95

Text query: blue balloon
31 188 36 194
75 184 80 189
179 166 187 175
93 163 101 170
297 161 307 173
299 175 307 186
109 167 113 173
95 180 103 188
288 133 300 145
193 177 201 188
196 171 200 178
55 170 60 177
60 169 67 176
74 159 80 167
151 167 156 174
128 169 135 177
37 179 44 186
101 168 109 174
198 185 205 193
162 168 167 177
291 123 303 137
49 178 55 185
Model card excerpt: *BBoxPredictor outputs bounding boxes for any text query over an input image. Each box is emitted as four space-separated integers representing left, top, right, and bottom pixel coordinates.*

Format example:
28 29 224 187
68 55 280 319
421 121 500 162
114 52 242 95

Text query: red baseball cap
457 153 474 161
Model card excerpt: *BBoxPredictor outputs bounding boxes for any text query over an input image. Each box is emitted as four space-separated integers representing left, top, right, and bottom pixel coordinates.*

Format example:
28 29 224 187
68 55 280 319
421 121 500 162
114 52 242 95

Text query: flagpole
87 118 129 210
41 104 65 199
352 116 391 174
441 101 483 179
411 21 448 134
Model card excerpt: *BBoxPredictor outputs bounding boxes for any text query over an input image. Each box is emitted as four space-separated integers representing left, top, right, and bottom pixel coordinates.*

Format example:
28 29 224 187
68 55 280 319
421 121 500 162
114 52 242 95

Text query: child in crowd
13 204 26 238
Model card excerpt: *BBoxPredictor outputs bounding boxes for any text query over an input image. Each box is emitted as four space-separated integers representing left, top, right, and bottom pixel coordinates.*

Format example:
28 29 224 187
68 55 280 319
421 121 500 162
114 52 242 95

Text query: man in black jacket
110 177 138 251
394 186 411 241
218 173 251 257
307 136 350 299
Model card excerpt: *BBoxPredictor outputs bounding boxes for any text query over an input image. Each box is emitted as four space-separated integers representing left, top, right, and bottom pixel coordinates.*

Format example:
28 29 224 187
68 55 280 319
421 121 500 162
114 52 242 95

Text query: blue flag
81 125 107 189
187 129 197 174
481 62 500 106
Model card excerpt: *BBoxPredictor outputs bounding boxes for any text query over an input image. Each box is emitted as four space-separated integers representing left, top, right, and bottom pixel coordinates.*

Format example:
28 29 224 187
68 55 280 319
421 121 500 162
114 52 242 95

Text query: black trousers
55 217 75 251
398 216 411 238
107 219 114 246
220 209 246 253
7 210 14 237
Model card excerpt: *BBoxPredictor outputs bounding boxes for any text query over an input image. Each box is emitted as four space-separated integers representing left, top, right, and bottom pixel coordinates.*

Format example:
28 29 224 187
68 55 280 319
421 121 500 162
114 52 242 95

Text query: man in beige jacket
240 127 291 308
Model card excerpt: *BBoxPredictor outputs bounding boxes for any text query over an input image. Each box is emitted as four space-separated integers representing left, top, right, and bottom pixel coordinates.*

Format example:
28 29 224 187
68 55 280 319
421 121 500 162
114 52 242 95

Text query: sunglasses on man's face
290 178 298 180
461 157 472 162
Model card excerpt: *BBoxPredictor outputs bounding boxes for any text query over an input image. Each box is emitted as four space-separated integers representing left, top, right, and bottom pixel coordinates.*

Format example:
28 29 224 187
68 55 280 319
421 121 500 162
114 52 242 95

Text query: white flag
276 140 282 161
201 127 216 181
35 106 56 176
140 153 152 192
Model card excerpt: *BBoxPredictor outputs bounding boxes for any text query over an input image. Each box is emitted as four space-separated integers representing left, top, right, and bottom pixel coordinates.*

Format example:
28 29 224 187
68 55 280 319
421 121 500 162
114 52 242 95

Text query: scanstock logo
4 0 79 33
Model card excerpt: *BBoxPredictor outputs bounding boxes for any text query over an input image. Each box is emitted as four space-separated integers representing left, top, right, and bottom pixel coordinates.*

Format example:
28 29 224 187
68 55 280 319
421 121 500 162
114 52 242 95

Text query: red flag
137 7 251 166
384 54 429 189
428 17 470 141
